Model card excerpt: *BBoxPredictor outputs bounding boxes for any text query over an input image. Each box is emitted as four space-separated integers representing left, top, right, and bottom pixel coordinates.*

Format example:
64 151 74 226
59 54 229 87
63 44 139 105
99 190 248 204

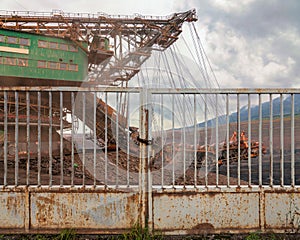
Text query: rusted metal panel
265 192 300 231
3 189 300 234
153 192 260 233
30 192 139 230
0 192 25 228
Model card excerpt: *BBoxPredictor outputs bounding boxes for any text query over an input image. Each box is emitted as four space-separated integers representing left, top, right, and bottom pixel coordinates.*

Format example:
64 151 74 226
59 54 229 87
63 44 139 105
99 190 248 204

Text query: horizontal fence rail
0 87 298 189
0 87 300 235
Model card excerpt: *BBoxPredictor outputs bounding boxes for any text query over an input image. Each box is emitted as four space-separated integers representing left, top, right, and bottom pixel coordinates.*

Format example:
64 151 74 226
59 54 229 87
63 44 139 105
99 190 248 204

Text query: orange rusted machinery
219 131 267 163
196 131 266 167
147 131 266 169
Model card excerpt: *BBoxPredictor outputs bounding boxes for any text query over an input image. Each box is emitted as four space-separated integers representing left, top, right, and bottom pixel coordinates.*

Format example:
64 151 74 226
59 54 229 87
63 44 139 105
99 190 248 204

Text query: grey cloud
173 0 300 88
192 0 300 38
231 1 300 38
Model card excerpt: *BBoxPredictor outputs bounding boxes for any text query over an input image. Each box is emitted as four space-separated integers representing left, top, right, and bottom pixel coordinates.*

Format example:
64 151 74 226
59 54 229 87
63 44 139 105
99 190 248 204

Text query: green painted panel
0 29 88 82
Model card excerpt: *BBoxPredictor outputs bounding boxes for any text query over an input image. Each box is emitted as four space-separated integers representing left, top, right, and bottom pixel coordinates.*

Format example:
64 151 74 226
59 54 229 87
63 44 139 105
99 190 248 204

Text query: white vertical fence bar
237 94 241 187
3 91 7 186
291 94 295 187
82 92 86 186
269 94 273 187
126 92 130 187
204 94 208 187
93 92 97 187
37 91 41 186
258 94 262 187
161 94 164 187
183 94 186 186
26 91 30 186
15 91 19 186
60 91 64 187
104 92 108 188
280 94 284 186
115 92 119 188
215 94 219 187
247 94 251 186
49 92 52 187
193 94 197 187
226 94 230 187
71 92 75 187
172 94 175 187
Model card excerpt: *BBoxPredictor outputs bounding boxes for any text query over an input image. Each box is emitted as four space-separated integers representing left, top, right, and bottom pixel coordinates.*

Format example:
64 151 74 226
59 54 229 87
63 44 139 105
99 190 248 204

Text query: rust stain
36 196 56 205
5 194 21 214
125 193 139 225
186 223 215 234
34 195 56 226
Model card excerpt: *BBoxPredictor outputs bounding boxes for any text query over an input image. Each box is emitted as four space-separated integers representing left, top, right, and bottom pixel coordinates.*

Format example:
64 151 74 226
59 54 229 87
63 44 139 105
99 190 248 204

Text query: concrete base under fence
0 187 299 234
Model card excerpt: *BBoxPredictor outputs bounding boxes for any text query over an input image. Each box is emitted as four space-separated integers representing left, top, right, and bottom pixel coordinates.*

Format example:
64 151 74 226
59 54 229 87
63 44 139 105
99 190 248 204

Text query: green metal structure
0 29 88 85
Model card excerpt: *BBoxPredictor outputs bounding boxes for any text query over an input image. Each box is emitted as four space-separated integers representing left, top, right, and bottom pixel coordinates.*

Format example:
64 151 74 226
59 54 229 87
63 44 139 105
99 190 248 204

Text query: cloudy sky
2 0 300 89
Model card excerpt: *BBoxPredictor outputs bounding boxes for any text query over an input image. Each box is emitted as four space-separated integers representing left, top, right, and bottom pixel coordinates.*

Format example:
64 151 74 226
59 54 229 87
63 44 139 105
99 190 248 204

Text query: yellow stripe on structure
0 46 29 54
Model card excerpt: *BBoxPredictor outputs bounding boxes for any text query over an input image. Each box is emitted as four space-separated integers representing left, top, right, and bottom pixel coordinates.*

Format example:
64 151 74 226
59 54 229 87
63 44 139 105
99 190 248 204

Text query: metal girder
0 9 197 52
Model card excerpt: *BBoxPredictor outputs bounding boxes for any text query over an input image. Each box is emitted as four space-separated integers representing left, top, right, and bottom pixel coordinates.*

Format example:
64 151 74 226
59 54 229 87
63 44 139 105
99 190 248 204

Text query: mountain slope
197 94 300 127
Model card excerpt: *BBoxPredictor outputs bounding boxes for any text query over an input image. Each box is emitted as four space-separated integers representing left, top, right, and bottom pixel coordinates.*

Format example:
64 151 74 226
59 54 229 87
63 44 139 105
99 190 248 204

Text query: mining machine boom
0 9 197 148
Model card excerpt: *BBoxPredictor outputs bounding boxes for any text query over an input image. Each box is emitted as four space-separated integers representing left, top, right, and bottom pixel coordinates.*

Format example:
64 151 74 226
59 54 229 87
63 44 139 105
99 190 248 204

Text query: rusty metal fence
1 87 300 234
